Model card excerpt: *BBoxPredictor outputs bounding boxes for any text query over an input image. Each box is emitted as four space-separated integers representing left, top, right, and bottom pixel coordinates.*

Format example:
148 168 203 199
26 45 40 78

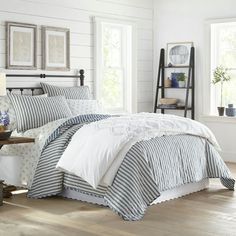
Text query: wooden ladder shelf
154 47 195 119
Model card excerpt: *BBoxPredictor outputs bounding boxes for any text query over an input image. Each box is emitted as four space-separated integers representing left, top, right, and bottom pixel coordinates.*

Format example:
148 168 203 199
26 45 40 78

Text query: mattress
61 178 210 206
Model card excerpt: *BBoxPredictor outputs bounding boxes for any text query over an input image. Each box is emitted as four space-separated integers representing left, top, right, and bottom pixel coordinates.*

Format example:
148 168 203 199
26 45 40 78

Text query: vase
226 104 236 117
171 73 185 88
171 73 179 88
0 125 6 132
217 107 225 116
178 81 186 88
164 78 171 87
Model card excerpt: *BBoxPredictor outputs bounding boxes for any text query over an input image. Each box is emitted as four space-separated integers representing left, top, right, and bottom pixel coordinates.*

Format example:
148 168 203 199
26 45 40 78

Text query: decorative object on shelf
177 103 185 109
167 63 173 67
212 66 231 116
177 73 186 88
159 98 178 105
171 73 185 88
158 104 177 109
42 26 70 71
6 22 37 70
0 73 6 96
171 73 179 88
164 77 171 87
226 104 236 117
167 42 193 66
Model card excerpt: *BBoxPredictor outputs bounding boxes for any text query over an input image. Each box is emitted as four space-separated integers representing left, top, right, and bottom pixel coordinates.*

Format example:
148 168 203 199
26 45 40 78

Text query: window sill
201 115 236 124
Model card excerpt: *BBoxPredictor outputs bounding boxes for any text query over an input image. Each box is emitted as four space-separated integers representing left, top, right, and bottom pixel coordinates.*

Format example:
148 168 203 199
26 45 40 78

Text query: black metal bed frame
6 69 85 95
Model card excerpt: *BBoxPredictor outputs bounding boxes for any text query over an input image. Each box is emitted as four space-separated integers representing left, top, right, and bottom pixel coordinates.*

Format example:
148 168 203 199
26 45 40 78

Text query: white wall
154 0 236 162
0 0 154 112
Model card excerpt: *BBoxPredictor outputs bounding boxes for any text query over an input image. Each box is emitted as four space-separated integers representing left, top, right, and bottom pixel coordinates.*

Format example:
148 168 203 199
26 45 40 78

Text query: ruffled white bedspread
56 113 220 188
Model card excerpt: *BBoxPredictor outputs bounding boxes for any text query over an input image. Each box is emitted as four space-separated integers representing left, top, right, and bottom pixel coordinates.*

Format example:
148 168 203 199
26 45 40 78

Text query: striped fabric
0 94 47 131
105 135 234 220
28 115 235 221
28 114 110 197
8 94 72 132
41 82 91 100
64 175 107 198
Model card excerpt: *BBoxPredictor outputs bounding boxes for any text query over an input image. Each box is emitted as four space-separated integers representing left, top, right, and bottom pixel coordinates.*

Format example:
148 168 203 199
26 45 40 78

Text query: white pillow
66 99 103 116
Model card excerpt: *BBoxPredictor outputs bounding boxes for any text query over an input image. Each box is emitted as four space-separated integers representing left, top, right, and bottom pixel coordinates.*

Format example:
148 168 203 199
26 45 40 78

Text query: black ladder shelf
154 46 195 119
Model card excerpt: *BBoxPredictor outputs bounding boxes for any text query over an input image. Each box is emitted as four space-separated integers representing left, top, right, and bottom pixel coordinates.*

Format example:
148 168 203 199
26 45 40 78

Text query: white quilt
56 113 220 189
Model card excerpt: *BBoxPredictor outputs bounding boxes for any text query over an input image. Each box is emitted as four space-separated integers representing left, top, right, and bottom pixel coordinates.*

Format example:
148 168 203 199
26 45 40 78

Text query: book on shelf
158 104 177 109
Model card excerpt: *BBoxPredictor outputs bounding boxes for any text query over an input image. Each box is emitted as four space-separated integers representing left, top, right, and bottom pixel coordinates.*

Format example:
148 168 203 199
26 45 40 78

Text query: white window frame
94 17 137 114
204 18 236 117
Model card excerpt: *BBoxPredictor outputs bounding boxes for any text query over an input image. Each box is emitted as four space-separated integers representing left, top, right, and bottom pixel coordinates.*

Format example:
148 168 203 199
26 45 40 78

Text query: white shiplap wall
0 0 154 112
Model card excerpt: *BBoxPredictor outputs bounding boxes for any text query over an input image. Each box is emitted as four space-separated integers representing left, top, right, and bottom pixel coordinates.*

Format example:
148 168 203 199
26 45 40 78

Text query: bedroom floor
0 163 235 236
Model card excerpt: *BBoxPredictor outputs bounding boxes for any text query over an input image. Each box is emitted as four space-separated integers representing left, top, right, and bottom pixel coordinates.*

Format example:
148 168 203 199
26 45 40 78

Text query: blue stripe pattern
40 82 91 99
28 115 235 221
8 94 72 132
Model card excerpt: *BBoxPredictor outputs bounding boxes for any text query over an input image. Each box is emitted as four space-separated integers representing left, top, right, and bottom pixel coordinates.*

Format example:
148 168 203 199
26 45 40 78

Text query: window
210 21 236 114
94 18 137 113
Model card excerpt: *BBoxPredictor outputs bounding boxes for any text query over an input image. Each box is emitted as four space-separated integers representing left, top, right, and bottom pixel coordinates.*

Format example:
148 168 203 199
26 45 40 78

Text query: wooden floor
0 163 236 236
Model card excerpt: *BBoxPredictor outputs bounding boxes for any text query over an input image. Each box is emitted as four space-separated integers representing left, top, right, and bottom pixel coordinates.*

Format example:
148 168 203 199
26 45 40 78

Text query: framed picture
166 42 193 66
42 26 70 71
6 22 37 70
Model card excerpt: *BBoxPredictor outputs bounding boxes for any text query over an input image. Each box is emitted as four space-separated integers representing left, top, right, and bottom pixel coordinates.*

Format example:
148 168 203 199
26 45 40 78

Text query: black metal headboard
6 69 85 95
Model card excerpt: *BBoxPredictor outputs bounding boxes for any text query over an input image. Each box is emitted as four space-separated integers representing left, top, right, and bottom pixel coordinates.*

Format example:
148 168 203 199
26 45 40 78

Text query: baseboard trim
220 151 236 163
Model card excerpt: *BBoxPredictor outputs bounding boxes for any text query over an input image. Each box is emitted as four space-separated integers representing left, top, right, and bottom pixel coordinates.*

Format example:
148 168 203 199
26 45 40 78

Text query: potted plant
212 66 231 116
177 73 186 88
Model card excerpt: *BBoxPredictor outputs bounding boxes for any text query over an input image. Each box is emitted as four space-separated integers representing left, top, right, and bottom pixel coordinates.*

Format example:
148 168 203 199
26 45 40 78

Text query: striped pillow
0 94 48 131
8 94 72 132
41 83 91 99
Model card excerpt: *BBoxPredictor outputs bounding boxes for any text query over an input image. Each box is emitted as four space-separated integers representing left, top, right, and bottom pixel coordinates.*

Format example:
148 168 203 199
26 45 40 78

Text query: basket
159 98 178 105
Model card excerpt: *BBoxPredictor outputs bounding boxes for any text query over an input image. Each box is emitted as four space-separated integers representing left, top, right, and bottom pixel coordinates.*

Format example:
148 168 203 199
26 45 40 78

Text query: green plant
212 66 231 107
177 74 186 82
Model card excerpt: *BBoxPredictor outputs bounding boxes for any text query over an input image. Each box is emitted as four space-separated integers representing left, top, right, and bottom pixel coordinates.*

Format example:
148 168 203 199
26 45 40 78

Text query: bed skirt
60 178 210 206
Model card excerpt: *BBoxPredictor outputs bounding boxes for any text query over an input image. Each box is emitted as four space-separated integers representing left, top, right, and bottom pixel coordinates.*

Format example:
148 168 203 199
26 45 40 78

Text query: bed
0 71 234 221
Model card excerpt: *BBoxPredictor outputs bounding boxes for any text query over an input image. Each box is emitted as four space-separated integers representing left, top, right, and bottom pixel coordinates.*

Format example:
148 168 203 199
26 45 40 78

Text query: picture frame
166 42 193 66
6 22 37 70
42 26 70 71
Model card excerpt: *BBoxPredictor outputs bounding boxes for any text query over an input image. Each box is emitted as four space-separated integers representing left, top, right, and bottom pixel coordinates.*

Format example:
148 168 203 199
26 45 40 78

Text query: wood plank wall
0 0 153 112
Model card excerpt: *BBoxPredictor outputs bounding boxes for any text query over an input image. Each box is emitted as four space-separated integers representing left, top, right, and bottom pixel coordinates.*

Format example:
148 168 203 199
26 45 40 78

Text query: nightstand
0 137 35 203
0 137 35 149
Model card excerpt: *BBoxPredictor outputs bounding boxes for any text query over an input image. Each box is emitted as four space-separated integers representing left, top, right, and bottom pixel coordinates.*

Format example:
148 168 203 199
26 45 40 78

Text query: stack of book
158 104 177 109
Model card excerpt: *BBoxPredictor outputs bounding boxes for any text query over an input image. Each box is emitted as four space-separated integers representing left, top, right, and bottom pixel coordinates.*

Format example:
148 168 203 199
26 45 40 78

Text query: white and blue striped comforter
28 114 235 221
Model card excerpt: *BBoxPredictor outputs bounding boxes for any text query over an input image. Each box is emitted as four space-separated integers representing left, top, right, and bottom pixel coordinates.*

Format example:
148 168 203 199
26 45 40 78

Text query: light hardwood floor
0 163 236 236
